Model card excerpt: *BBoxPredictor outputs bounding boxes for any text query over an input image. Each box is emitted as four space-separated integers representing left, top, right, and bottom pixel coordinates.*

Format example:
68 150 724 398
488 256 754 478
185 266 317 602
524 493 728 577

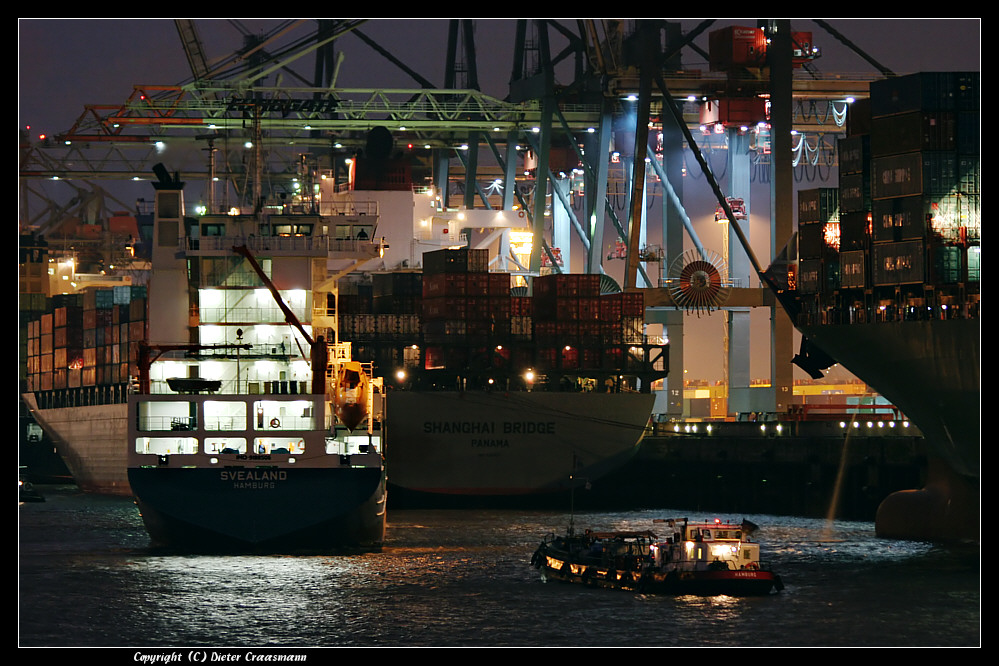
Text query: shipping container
372 271 422 298
797 259 823 294
621 292 644 317
422 247 488 274
967 246 980 283
510 295 529 317
534 273 601 300
957 112 980 154
422 272 467 298
372 294 419 315
846 97 872 137
839 172 871 213
423 319 467 343
932 245 963 284
872 240 926 286
839 211 871 252
957 154 980 195
870 112 957 156
870 71 980 117
53 305 83 328
798 221 841 260
599 293 622 320
838 135 870 175
488 272 511 296
872 193 980 244
840 250 868 289
798 188 840 223
871 152 959 199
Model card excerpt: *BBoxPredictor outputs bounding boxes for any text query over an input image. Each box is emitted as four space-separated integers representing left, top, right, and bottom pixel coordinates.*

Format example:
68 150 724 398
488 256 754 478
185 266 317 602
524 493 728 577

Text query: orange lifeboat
334 361 370 432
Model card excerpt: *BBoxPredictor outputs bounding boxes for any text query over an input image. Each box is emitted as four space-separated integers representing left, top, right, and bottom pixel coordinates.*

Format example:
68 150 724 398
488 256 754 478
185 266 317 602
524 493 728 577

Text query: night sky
18 19 982 139
17 18 981 384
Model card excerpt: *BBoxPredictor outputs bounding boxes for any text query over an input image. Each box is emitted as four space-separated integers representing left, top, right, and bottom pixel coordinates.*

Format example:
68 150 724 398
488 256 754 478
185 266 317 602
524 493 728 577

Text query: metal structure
20 19 886 418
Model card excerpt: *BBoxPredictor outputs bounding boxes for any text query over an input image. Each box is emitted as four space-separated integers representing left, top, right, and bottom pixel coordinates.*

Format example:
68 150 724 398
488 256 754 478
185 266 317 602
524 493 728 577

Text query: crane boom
231 245 328 396
232 245 314 347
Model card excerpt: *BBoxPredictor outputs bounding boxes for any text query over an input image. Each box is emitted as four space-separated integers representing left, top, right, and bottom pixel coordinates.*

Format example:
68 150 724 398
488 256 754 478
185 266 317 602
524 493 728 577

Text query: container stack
372 272 421 315
796 188 841 294
532 274 644 371
509 293 532 341
837 133 872 290
53 295 83 390
867 72 980 288
24 286 147 399
820 71 980 313
420 248 509 369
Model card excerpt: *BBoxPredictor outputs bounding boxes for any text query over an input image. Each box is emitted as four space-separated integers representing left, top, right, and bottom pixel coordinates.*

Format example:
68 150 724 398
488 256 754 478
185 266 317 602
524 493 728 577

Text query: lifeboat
334 361 370 432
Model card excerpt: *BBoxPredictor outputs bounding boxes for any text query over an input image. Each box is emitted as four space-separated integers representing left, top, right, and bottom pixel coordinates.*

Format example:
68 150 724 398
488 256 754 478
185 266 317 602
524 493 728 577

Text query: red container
488 272 510 296
600 293 622 321
621 292 644 317
577 297 600 321
422 272 467 298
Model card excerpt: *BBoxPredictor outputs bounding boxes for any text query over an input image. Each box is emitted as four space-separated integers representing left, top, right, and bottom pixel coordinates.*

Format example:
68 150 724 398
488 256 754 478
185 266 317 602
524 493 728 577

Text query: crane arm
232 245 315 347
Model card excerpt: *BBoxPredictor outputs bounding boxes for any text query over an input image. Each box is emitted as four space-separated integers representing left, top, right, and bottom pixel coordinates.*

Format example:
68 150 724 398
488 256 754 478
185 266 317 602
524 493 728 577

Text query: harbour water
19 485 979 648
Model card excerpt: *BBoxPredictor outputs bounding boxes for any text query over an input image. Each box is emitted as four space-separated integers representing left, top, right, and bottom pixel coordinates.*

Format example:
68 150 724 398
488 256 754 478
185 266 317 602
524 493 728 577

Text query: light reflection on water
19 487 979 647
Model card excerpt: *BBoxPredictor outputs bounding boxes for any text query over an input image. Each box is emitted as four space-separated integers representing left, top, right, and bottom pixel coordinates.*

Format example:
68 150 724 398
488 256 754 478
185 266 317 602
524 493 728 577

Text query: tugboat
531 517 784 596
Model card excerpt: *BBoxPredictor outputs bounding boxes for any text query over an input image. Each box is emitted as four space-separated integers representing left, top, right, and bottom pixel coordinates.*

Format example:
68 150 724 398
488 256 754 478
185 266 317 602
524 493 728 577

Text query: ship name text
221 469 287 489
423 420 556 435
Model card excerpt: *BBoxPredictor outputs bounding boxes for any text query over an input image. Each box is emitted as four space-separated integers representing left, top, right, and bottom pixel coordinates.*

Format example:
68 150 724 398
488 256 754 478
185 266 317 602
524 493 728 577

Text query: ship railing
136 414 319 433
183 235 382 257
313 196 379 217
198 305 310 325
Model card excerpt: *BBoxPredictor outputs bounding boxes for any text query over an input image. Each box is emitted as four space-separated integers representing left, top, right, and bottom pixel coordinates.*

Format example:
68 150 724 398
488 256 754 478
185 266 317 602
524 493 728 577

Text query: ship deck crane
231 244 381 432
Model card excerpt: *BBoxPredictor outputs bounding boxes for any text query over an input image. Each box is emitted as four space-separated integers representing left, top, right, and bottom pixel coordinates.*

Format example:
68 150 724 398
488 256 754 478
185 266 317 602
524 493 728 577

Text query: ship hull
127 466 386 552
22 394 130 495
385 390 653 495
539 560 782 596
800 318 980 540
25 390 654 500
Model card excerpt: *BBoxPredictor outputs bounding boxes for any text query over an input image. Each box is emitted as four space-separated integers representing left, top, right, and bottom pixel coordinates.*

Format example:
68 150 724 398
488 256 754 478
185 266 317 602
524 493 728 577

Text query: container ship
25 167 388 550
21 285 142 494
22 157 667 504
790 71 980 541
343 255 667 500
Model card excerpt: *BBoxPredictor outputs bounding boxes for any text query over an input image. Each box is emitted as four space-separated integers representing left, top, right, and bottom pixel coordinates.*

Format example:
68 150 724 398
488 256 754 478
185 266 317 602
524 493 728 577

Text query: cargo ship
789 72 980 541
368 263 666 499
22 155 667 503
21 285 140 495
27 167 387 550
